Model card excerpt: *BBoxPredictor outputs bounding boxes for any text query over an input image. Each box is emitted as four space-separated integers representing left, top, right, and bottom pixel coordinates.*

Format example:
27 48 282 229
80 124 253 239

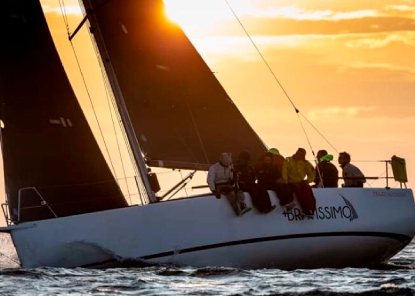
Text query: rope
87 32 137 203
297 114 323 185
224 0 297 113
57 1 120 186
296 114 314 157
0 250 20 266
299 113 339 153
58 0 70 33
64 1 149 205
69 43 120 181
179 170 190 197
102 57 133 204
78 1 149 204
369 169 386 186
223 0 339 153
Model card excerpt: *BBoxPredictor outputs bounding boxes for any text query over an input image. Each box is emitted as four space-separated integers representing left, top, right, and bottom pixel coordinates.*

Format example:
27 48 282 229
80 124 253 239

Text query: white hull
5 188 415 269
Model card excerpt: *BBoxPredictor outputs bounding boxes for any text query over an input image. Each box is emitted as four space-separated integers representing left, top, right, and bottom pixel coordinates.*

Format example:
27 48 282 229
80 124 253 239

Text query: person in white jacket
338 152 366 187
207 153 252 216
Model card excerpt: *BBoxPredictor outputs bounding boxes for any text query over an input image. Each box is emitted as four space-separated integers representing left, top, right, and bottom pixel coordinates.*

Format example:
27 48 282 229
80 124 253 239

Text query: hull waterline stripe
80 231 411 268
140 231 411 260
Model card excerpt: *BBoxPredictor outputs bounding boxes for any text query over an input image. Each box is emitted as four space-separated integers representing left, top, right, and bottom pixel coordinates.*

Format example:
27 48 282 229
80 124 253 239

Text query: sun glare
162 0 232 33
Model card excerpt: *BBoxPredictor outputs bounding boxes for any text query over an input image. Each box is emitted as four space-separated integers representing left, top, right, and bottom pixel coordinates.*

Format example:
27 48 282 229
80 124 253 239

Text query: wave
267 287 415 296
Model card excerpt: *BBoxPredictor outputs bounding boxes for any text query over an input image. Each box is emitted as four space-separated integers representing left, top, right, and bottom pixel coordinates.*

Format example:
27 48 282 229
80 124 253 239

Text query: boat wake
0 233 20 268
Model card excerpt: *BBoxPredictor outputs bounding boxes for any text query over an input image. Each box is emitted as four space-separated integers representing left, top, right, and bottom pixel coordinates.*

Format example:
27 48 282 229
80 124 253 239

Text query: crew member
267 148 294 207
207 153 252 216
314 150 339 188
234 151 256 193
284 148 316 216
338 152 366 187
254 152 278 213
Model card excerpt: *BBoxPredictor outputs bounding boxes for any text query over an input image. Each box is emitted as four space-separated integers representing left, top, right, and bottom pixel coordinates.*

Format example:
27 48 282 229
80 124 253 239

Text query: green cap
268 148 280 155
320 154 333 162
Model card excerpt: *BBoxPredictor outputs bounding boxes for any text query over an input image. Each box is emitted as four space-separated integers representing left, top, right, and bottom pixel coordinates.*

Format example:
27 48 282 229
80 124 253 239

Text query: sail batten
0 0 128 222
81 0 267 170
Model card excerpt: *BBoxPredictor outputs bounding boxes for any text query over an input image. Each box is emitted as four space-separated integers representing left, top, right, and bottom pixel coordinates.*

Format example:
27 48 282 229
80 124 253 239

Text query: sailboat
0 0 414 269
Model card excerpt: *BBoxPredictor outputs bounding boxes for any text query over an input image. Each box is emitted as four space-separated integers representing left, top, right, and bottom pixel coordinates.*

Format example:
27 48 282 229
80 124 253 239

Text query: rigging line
68 40 119 182
224 0 339 153
57 0 70 35
223 0 297 113
369 169 386 186
155 170 177 175
297 113 321 164
0 250 20 266
296 113 314 156
299 113 339 153
179 170 189 197
107 104 133 204
94 41 133 205
76 0 147 205
57 1 120 184
100 61 145 202
61 0 70 32
84 17 146 205
297 113 323 183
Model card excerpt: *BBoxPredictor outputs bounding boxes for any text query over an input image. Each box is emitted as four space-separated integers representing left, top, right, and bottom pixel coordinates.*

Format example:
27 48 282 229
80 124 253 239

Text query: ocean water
1 234 415 296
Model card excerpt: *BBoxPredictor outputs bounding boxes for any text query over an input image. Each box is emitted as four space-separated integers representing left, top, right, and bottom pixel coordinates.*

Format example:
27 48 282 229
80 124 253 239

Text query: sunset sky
1 0 414 224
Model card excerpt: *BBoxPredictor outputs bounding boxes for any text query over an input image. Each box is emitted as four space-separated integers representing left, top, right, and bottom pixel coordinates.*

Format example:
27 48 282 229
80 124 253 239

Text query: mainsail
0 0 128 223
82 0 267 170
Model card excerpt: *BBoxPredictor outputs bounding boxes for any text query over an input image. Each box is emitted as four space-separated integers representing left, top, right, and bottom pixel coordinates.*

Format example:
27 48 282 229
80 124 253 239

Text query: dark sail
82 0 267 170
0 0 128 223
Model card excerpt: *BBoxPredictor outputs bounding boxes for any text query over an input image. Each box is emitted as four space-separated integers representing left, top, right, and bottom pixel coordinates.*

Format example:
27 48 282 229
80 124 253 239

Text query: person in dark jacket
268 148 294 207
314 150 339 188
256 149 294 207
253 152 278 213
234 151 256 193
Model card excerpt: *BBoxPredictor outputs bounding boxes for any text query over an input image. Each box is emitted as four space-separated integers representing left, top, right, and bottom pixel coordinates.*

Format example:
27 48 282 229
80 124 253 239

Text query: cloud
342 61 415 75
386 5 415 11
212 15 415 36
345 31 415 48
242 6 380 21
308 106 377 120
266 8 379 21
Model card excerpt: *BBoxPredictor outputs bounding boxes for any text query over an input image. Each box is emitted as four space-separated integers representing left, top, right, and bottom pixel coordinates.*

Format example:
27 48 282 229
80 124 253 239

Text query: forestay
0 0 128 223
81 0 267 170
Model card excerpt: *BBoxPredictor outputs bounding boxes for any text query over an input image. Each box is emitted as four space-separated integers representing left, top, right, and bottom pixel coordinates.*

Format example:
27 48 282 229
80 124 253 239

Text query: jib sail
0 0 128 222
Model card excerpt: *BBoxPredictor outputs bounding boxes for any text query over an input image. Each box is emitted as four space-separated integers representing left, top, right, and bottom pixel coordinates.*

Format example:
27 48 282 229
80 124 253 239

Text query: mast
82 1 157 203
